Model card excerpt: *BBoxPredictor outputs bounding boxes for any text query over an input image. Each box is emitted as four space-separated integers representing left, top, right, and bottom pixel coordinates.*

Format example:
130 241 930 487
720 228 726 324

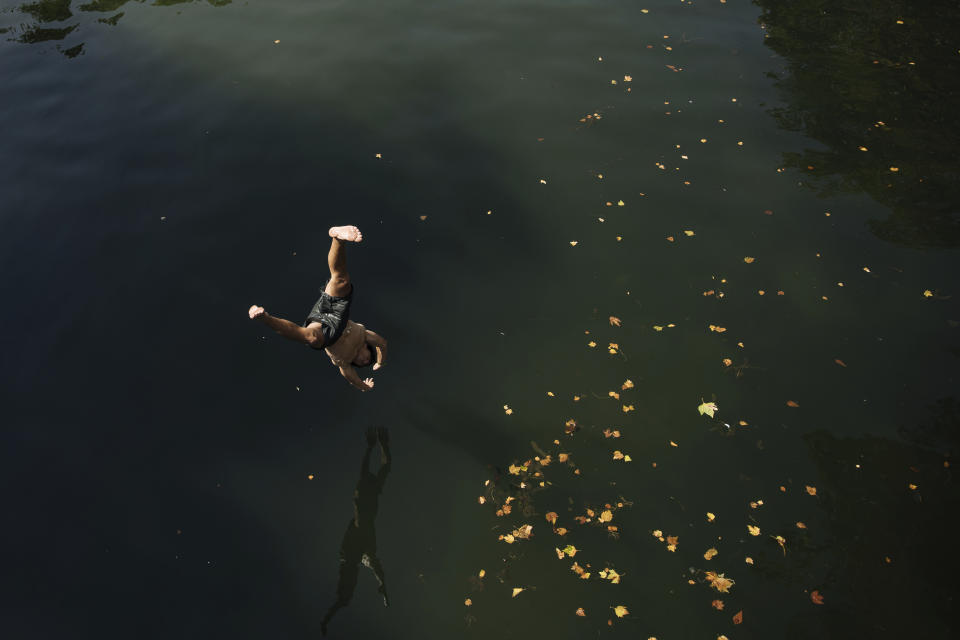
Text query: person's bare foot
328 225 363 242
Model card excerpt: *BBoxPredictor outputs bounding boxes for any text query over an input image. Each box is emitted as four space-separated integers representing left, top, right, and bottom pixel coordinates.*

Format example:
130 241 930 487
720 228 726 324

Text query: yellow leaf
747 525 760 536
621 379 634 390
705 571 735 593
547 391 555 396
479 569 486 577
562 544 578 557
614 605 629 618
570 241 578 246
613 450 624 460
744 556 754 565
704 547 718 560
805 485 817 495
608 391 620 399
464 598 472 606
706 512 716 522
617 200 625 206
622 404 635 413
512 587 524 597
722 358 732 366
588 341 597 347
653 325 664 331
744 256 755 264
624 454 632 462
599 510 613 523
923 290 933 297
684 230 695 236
575 607 586 616
698 401 718 417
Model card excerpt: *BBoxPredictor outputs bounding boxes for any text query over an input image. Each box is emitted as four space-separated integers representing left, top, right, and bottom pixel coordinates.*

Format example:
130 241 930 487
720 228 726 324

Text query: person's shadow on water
321 426 391 636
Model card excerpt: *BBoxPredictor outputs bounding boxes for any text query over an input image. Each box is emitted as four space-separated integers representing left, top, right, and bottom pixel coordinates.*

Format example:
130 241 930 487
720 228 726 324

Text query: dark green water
2 1 958 638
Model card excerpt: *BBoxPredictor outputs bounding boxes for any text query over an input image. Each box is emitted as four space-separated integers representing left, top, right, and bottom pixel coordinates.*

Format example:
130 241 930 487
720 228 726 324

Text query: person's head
352 342 375 368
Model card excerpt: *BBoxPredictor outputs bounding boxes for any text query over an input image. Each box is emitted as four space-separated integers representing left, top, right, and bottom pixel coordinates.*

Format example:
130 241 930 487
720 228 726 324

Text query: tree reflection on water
756 0 960 248
4 0 232 57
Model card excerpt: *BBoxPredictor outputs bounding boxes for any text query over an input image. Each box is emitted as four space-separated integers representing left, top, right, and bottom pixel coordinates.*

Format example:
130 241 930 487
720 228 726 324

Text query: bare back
326 320 366 366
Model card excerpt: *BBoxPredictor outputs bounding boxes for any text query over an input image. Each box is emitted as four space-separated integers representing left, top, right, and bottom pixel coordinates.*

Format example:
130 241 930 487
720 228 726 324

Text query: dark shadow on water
755 0 960 248
321 426 392 637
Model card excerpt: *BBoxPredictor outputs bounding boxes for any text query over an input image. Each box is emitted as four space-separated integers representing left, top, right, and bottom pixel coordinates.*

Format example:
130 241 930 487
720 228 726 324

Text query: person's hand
372 362 382 371
364 378 375 390
365 427 377 447
248 305 266 320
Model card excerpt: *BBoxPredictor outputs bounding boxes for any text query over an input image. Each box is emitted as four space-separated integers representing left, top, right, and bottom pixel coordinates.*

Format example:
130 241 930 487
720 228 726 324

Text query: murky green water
2 1 957 638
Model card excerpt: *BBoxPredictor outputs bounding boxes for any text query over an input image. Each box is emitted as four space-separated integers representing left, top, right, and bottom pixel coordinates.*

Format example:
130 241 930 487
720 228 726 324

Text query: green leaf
698 401 718 417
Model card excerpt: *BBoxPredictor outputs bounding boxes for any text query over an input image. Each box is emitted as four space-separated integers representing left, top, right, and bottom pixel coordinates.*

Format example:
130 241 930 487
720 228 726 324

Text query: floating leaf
805 485 817 496
834 359 847 367
562 544 579 557
545 512 558 525
575 607 586 616
704 548 718 560
464 598 472 606
599 510 613 523
786 400 800 407
732 610 743 625
512 587 525 597
614 605 629 618
622 379 634 390
711 599 724 610
609 316 622 327
705 571 735 593
743 257 755 264
698 401 718 417
706 512 716 522
810 590 825 605
684 230 695 237
747 525 761 536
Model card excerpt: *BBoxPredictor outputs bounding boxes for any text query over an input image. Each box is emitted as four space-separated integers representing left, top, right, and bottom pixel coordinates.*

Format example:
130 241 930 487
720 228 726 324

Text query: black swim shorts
303 282 353 349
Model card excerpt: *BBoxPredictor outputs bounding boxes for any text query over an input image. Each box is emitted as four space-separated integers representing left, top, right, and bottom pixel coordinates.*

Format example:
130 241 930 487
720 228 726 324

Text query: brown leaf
810 590 825 605
704 547 718 560
786 400 800 407
805 485 817 496
545 512 558 525
711 599 724 610
834 358 847 367
575 607 586 617
732 610 743 625
705 571 735 593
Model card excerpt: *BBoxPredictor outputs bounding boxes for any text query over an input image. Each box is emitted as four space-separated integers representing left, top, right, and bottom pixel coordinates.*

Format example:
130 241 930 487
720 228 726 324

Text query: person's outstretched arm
339 364 374 392
365 330 388 370
249 305 319 346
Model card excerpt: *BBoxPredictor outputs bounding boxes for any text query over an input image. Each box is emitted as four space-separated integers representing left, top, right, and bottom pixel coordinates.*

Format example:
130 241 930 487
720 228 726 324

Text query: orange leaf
743 257 755 264
545 512 558 525
834 359 847 367
810 590 825 605
575 607 586 617
711 599 724 610
786 400 800 407
732 610 743 625
805 485 817 496
609 316 622 327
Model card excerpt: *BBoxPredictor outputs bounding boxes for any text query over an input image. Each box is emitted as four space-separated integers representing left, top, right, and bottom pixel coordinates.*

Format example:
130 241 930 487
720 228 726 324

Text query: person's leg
324 225 363 297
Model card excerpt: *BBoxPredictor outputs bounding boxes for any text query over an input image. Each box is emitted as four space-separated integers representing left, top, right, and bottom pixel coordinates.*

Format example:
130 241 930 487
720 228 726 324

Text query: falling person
248 225 387 391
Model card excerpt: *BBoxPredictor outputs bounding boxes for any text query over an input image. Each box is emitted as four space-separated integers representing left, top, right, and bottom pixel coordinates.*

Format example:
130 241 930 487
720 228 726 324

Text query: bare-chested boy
248 225 387 392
